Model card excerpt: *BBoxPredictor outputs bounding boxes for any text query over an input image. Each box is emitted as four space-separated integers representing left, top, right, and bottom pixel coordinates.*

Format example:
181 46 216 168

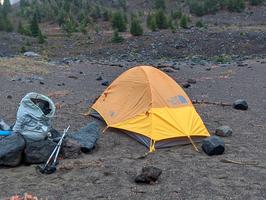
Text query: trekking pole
38 125 70 174
51 126 70 167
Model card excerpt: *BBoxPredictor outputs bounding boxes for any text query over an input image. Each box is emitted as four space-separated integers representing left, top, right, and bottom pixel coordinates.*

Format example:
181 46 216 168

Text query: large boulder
24 139 56 164
233 99 248 110
69 122 100 153
0 133 25 167
202 136 225 156
135 166 162 184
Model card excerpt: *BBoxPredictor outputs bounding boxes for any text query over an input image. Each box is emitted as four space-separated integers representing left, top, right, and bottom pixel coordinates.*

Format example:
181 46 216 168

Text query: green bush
249 0 264 5
155 10 168 29
213 54 232 64
154 0 166 10
226 0 245 12
112 30 124 43
112 11 127 32
38 31 45 44
196 20 204 28
188 0 221 16
30 13 40 37
130 17 143 36
180 15 189 29
188 0 206 16
147 13 157 31
62 17 78 36
171 9 182 19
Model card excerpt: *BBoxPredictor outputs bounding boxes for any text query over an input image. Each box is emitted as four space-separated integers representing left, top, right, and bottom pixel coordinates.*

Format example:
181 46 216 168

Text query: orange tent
92 66 209 151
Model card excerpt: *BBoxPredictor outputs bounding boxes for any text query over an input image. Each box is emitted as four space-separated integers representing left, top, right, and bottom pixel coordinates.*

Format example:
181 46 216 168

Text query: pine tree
30 13 40 37
38 30 45 44
130 16 143 36
155 10 168 29
112 29 124 43
154 0 166 10
112 11 127 32
147 13 157 31
3 0 11 16
180 15 188 29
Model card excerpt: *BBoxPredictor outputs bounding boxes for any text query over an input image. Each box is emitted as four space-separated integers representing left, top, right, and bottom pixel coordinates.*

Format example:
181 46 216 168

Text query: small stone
162 67 175 73
237 62 248 67
182 83 191 88
102 81 110 86
215 126 232 137
135 166 162 184
187 79 196 84
96 76 103 81
202 136 225 156
23 51 40 58
68 75 78 79
233 99 248 110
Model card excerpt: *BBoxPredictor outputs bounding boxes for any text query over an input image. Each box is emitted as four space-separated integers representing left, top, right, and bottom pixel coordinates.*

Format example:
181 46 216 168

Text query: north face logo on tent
167 95 188 106
109 111 116 117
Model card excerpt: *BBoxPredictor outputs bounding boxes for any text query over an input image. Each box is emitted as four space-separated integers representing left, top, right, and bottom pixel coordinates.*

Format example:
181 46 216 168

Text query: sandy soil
0 57 265 200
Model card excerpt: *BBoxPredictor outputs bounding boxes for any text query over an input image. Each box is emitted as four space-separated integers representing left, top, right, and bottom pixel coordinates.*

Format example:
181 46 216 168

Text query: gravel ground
0 57 265 200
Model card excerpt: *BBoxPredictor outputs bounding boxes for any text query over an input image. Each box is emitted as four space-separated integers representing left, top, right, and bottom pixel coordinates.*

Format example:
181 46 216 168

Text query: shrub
180 15 188 29
30 13 40 37
196 20 204 28
20 46 27 53
188 0 221 16
171 9 182 19
147 13 157 31
62 17 78 36
38 31 45 44
130 17 143 36
154 0 166 10
112 11 127 32
213 54 232 64
249 0 264 5
155 10 168 29
188 0 206 17
112 29 124 43
226 0 245 12
204 0 221 14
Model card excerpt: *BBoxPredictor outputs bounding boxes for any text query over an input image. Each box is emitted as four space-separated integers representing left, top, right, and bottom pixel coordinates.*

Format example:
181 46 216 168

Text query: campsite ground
0 4 266 199
0 55 265 200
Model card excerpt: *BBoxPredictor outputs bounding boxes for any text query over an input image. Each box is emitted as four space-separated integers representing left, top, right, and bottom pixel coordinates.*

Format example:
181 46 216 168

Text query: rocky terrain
0 2 266 200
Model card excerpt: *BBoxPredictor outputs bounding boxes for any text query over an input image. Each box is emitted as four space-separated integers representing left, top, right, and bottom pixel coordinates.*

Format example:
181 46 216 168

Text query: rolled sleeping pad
0 130 12 136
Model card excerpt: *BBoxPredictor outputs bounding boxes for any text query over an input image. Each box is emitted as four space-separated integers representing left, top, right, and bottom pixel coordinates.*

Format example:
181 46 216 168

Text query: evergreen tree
30 13 40 37
155 10 168 29
112 29 124 43
62 17 78 36
3 0 11 16
147 13 157 31
112 11 127 32
38 30 45 44
154 0 166 10
130 16 143 36
180 15 188 29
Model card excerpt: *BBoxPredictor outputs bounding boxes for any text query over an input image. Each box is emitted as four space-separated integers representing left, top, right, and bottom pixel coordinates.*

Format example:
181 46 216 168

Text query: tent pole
188 136 199 152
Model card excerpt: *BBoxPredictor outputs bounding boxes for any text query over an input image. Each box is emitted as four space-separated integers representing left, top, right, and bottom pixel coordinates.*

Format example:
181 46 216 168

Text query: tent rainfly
92 66 210 152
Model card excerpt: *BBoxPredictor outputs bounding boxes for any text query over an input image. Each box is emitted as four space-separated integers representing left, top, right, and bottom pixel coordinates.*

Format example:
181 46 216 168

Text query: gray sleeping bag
13 93 56 141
